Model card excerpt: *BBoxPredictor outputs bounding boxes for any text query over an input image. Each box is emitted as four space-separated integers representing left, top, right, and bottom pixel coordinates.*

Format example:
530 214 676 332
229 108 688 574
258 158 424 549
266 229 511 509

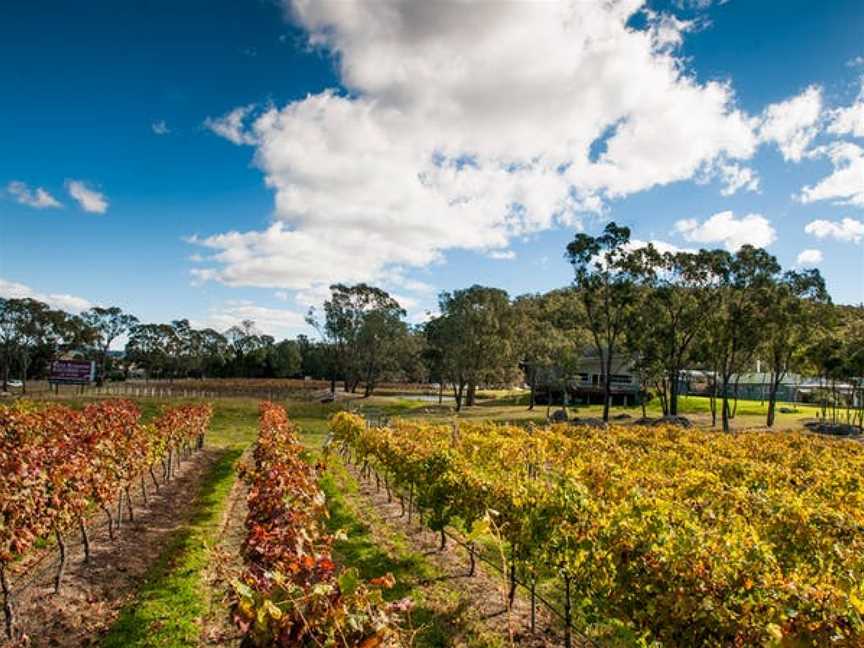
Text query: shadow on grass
320 469 495 648
100 446 244 648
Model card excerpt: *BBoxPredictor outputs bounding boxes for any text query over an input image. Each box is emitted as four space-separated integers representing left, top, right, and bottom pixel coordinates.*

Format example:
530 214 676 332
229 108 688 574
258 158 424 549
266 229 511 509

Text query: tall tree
82 306 138 382
126 323 174 380
512 290 580 410
0 299 64 393
625 247 725 416
702 246 780 432
566 222 638 421
269 339 302 378
309 284 407 396
429 285 516 411
760 269 830 427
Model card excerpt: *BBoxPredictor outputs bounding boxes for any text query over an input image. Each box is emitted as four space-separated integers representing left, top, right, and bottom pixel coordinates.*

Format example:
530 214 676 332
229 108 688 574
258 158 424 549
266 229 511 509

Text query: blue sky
2 0 863 341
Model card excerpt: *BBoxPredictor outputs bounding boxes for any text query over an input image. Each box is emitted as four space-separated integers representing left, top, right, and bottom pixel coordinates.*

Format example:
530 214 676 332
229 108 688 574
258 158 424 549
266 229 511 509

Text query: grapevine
232 401 403 647
328 412 864 647
0 400 212 640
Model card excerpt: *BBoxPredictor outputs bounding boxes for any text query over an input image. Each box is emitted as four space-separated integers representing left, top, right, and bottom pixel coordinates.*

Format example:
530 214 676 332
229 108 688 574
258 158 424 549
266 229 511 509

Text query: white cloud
152 120 170 135
626 238 696 255
758 85 823 162
193 1 762 291
487 250 516 260
796 249 823 266
193 300 309 339
0 277 93 312
799 142 864 207
674 210 777 251
204 105 257 145
715 161 760 196
804 217 864 244
847 56 864 68
827 80 864 138
6 181 62 209
66 180 108 214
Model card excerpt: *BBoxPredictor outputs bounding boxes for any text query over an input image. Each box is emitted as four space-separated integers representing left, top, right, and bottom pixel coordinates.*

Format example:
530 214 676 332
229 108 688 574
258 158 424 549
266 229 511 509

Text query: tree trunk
528 369 536 411
21 356 29 395
466 384 476 407
454 382 465 412
602 353 612 422
669 368 679 416
766 371 782 428
721 377 731 433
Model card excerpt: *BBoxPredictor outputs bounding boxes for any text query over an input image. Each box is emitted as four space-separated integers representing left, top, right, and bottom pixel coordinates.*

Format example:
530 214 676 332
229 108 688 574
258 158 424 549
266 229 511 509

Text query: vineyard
232 402 402 646
0 400 212 642
329 412 864 647
2 395 862 647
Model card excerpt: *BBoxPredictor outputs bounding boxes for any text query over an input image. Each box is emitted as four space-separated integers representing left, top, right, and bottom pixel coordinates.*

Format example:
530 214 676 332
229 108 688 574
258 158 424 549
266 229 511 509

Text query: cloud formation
66 180 109 213
194 1 764 294
804 217 864 243
0 277 93 312
152 120 170 135
758 85 823 162
674 210 777 251
828 80 864 138
193 300 308 338
796 249 823 266
799 143 864 207
6 181 62 209
204 106 256 145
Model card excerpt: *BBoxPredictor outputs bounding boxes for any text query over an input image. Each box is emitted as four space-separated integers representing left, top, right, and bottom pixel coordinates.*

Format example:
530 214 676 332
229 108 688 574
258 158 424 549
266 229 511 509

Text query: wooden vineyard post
1 562 14 640
563 573 572 648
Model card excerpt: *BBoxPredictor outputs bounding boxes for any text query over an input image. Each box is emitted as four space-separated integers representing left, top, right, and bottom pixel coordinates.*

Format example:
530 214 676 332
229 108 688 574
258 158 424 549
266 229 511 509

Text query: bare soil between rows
2 448 219 648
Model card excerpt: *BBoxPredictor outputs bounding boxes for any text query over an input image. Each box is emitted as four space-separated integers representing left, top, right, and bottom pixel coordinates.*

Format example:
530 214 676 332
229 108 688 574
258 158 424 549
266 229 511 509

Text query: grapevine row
0 399 212 640
328 413 864 647
232 402 402 647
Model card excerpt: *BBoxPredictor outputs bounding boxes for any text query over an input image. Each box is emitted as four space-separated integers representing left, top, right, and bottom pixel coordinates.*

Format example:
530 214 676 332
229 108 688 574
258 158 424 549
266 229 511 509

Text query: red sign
49 360 95 384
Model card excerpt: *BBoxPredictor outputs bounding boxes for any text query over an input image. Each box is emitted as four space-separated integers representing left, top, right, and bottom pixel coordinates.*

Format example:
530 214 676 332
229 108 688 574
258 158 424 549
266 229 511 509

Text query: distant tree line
2 222 862 431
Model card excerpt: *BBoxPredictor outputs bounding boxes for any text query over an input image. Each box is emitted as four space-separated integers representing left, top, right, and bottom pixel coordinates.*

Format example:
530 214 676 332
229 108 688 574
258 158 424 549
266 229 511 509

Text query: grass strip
100 446 243 648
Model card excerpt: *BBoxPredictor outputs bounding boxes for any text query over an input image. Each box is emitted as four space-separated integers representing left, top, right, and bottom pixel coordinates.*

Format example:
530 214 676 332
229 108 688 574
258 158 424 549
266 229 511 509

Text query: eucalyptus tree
269 339 302 378
308 284 407 395
428 285 516 411
566 222 639 422
625 246 725 416
0 298 70 393
760 269 830 427
702 246 780 432
126 323 176 379
82 306 138 382
513 289 581 410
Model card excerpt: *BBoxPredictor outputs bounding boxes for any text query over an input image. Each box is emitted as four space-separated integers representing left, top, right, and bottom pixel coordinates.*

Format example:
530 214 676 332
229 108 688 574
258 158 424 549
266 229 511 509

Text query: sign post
49 360 96 393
